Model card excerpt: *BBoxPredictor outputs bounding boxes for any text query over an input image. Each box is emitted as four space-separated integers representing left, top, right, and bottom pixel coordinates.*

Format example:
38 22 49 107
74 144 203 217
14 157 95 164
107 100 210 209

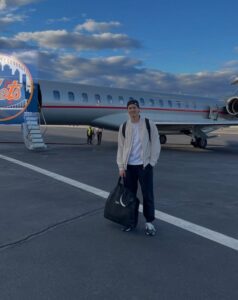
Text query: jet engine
226 97 238 115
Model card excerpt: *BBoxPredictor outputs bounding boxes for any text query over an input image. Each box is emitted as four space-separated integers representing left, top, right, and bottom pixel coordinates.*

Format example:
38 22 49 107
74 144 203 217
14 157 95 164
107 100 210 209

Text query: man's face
127 104 140 119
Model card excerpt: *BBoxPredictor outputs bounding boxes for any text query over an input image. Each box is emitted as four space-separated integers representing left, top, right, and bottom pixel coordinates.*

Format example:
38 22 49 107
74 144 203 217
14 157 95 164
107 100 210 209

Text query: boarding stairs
22 112 47 150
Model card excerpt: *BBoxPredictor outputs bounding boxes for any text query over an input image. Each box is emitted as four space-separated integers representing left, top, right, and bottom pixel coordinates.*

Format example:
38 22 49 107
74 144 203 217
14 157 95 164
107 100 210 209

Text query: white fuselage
38 79 238 134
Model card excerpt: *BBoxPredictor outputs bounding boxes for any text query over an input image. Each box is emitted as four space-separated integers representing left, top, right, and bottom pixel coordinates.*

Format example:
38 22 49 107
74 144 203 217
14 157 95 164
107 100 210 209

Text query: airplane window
168 100 172 107
119 96 124 104
149 99 155 106
159 99 164 107
53 90 60 100
107 95 113 104
82 93 88 102
140 98 145 106
68 91 75 101
95 94 101 104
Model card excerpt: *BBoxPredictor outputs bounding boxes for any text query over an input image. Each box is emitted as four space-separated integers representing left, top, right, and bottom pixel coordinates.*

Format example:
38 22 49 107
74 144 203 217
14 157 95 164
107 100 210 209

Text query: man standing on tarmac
117 99 161 236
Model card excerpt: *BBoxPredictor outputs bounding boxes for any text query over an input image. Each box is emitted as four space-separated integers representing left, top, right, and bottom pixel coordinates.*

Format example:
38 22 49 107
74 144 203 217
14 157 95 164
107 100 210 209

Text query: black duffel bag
104 177 139 228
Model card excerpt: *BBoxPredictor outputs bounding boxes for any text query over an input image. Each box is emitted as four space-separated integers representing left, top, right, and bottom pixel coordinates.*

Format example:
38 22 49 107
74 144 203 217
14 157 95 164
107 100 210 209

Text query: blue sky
1 0 238 97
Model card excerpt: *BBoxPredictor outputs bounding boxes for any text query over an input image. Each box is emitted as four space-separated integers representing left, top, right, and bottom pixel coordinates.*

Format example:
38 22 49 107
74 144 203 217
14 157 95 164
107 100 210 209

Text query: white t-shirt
128 121 143 165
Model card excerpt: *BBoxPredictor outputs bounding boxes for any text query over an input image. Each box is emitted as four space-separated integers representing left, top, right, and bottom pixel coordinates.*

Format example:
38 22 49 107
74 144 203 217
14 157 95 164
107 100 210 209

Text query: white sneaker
145 222 156 236
122 226 133 232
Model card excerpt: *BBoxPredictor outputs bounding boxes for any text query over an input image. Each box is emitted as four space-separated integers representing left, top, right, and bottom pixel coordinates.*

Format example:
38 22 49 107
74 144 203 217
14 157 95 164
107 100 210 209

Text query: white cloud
0 0 40 10
2 31 237 97
46 17 71 25
28 50 237 98
15 29 141 50
0 36 30 48
0 0 39 29
0 13 25 28
0 0 6 9
0 4 236 99
223 60 238 69
75 19 121 33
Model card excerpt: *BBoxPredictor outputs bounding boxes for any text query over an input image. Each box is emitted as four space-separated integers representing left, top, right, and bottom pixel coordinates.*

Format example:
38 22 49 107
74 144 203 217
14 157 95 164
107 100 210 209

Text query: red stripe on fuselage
42 105 220 114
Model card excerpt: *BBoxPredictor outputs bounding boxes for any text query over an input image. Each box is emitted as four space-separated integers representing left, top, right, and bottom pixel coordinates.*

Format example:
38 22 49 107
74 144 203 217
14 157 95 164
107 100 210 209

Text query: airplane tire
197 138 207 149
160 134 167 144
191 138 207 148
191 139 198 147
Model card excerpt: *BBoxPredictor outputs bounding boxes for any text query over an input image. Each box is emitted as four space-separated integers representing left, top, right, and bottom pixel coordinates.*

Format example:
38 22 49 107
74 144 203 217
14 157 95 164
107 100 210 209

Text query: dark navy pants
124 164 155 223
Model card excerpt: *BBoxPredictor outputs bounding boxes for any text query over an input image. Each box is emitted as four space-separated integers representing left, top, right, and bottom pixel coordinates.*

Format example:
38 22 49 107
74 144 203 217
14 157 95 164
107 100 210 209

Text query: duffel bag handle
118 176 127 187
118 176 126 184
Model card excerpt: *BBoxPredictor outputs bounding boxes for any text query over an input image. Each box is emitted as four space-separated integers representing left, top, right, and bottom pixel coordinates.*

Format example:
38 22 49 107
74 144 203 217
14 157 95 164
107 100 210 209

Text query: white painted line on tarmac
153 210 238 251
0 154 108 199
1 153 238 252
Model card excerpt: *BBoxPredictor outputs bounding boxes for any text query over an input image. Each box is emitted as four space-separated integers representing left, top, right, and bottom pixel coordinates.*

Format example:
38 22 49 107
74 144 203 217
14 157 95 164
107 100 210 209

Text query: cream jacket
117 117 161 171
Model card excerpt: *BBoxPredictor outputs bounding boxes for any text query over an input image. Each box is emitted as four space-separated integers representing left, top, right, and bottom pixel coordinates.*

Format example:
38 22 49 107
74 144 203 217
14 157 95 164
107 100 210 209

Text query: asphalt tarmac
0 125 237 300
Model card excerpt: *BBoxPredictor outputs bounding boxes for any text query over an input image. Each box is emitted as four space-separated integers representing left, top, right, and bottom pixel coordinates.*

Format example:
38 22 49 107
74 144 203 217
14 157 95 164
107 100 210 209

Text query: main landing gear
189 126 208 149
191 137 207 149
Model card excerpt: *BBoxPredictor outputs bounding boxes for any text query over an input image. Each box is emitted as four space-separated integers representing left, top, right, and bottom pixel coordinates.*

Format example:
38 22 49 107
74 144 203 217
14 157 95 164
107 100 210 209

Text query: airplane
36 79 238 149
